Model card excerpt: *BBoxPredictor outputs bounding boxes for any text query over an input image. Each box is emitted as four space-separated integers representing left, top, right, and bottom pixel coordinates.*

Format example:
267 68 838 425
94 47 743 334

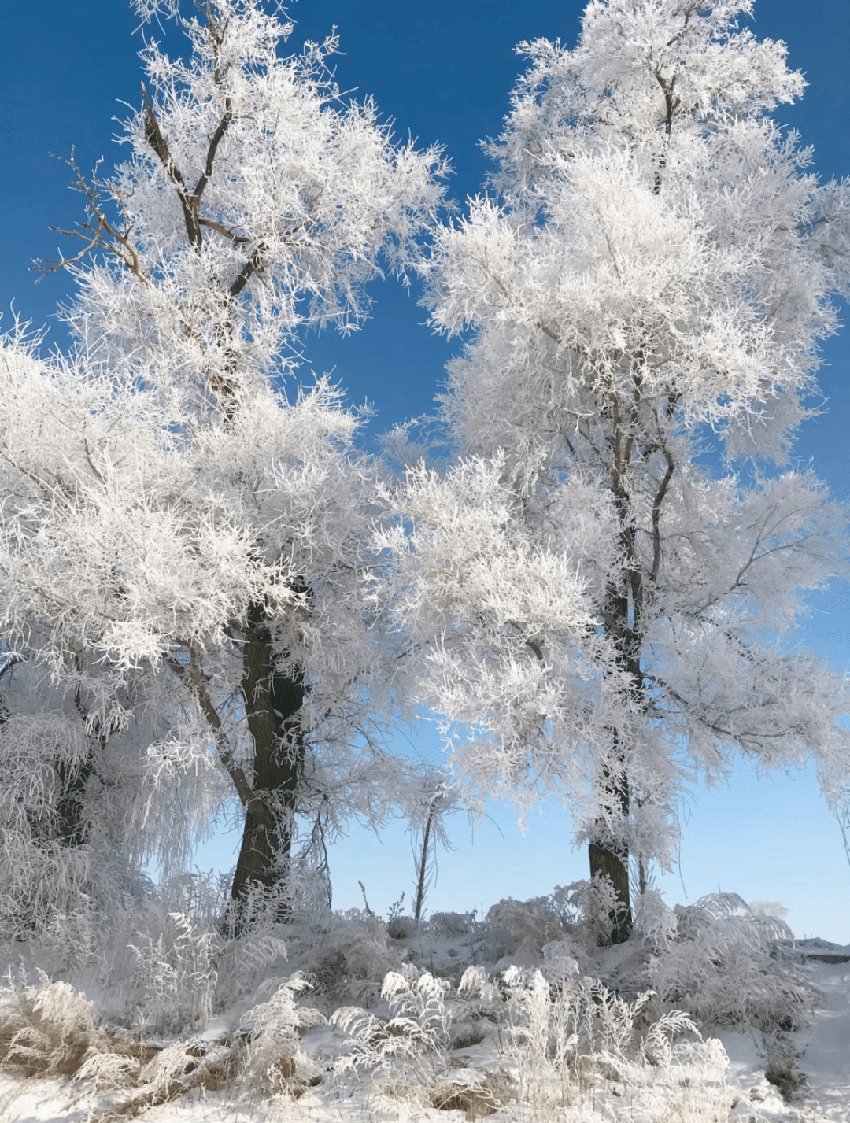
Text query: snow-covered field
1 894 847 1123
717 956 850 1122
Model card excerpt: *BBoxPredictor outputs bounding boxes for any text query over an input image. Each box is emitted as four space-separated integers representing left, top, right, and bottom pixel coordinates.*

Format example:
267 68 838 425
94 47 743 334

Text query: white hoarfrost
0 0 446 925
379 0 850 916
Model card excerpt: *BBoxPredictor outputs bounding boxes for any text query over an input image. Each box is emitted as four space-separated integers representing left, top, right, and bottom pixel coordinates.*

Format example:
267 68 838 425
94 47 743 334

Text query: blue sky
1 0 849 939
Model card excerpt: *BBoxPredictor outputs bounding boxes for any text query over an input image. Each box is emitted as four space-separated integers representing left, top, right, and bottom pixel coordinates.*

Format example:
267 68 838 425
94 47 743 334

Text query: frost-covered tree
0 0 444 929
380 0 850 940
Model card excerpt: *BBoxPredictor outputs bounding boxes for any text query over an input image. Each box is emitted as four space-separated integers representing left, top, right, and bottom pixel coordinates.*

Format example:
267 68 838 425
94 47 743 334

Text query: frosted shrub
484 897 572 963
381 969 454 1049
215 930 289 1005
332 967 454 1087
139 1042 205 1103
429 911 477 938
570 875 630 949
633 889 679 948
481 879 635 967
73 1050 141 1094
157 870 230 924
0 970 106 1078
220 881 292 941
129 911 220 1032
652 894 811 1032
239 972 327 1093
301 911 404 1006
0 828 140 960
462 964 717 1116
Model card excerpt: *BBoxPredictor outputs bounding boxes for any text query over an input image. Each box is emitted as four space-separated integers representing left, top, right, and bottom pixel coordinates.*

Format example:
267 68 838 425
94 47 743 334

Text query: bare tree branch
165 647 276 831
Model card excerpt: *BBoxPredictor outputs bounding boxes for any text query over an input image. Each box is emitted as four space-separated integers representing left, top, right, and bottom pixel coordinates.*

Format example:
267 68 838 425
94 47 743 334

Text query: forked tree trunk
230 600 305 930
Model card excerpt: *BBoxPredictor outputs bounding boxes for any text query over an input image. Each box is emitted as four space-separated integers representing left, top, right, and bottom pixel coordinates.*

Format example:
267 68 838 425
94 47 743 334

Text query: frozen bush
129 912 220 1032
483 879 630 963
633 888 678 948
299 911 405 1006
541 939 580 981
215 930 289 1005
484 898 569 962
652 893 812 1032
0 970 106 1078
460 964 717 1115
429 911 477 937
333 966 454 1085
239 972 326 1092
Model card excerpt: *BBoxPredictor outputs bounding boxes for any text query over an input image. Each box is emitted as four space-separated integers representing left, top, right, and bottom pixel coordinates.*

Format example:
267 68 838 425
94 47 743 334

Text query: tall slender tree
0 0 444 929
380 0 850 941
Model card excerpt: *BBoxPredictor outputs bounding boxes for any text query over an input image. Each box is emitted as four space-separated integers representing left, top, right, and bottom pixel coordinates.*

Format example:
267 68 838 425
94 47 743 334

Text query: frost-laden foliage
0 897 807 1119
0 970 105 1079
0 656 188 946
108 880 288 1030
298 911 407 1007
333 967 453 1084
332 961 728 1117
129 912 221 1033
379 0 850 934
238 972 326 1092
487 966 704 1095
484 878 632 962
0 0 446 923
652 893 812 1033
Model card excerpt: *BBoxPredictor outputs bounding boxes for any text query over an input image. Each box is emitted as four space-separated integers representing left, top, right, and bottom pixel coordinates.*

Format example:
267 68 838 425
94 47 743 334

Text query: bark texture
230 600 305 929
55 754 95 847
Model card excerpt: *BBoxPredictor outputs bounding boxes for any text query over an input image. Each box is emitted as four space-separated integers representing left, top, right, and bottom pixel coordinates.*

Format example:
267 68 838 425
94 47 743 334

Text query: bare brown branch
230 243 266 300
198 217 251 243
36 152 153 287
191 106 233 206
141 83 187 191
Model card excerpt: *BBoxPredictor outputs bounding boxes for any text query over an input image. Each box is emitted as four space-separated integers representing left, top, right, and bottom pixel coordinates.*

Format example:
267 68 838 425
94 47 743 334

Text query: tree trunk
230 600 305 931
588 842 632 944
55 753 95 847
588 748 633 944
590 572 637 944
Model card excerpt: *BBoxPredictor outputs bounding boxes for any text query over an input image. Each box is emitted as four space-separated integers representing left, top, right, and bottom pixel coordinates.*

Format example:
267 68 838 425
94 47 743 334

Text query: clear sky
1 0 849 940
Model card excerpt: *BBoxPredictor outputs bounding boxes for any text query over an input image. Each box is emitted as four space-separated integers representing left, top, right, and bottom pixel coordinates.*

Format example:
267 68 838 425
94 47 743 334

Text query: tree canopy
1 0 848 944
379 0 850 939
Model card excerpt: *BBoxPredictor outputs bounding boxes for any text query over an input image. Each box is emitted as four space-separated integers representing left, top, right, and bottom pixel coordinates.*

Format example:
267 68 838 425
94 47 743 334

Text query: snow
714 961 850 1122
2 928 850 1123
797 964 850 1117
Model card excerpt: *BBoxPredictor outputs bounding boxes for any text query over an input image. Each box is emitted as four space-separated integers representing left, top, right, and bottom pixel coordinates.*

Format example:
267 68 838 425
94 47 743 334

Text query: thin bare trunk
413 810 434 922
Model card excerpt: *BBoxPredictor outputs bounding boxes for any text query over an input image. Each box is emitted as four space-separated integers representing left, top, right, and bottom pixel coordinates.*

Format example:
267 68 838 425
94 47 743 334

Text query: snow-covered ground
1 917 848 1123
714 958 850 1122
